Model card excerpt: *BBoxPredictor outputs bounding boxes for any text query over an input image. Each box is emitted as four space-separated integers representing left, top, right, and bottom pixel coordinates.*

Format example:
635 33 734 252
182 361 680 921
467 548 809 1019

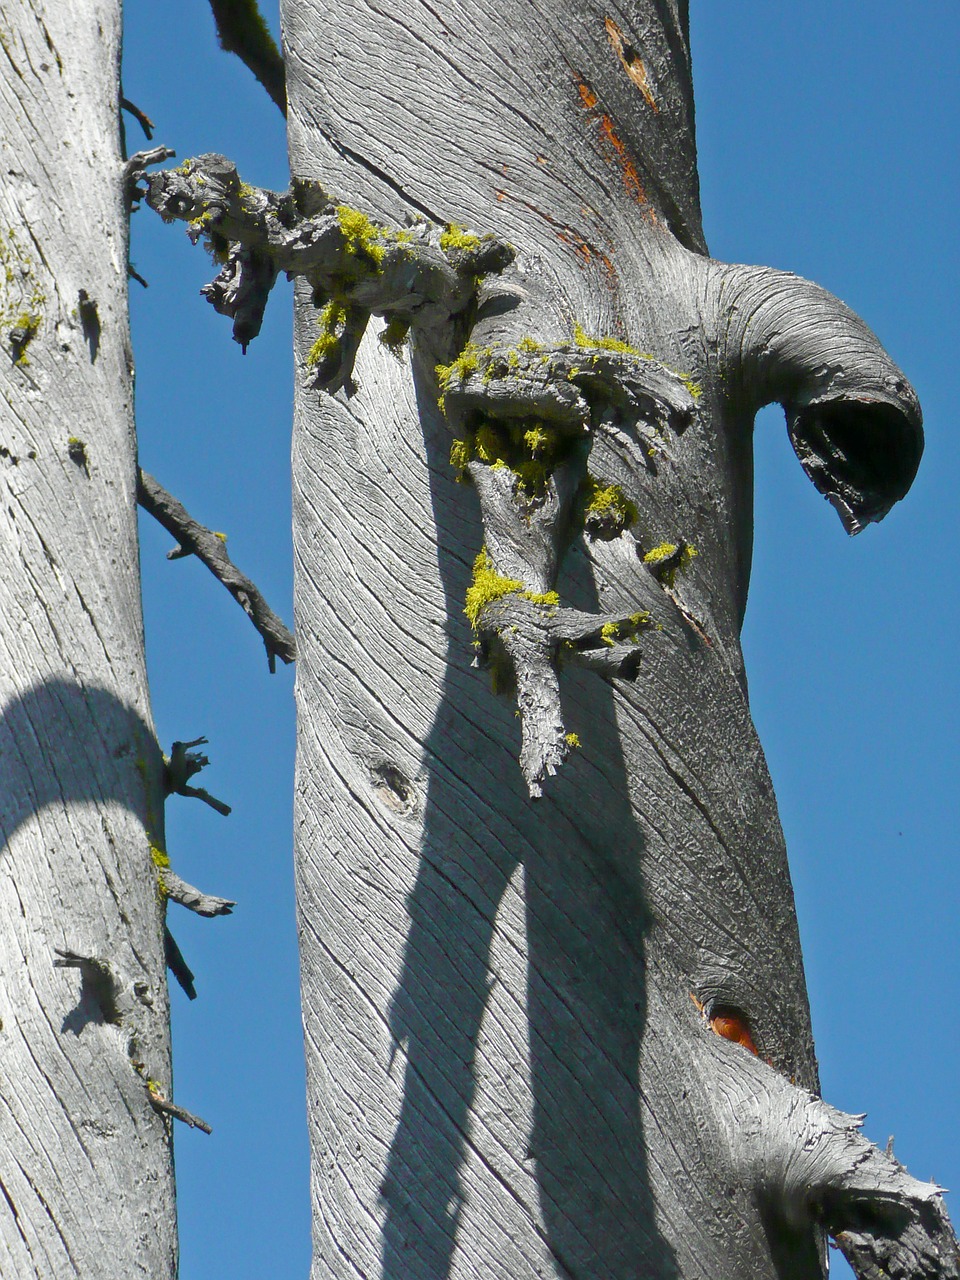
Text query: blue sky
122 2 959 1275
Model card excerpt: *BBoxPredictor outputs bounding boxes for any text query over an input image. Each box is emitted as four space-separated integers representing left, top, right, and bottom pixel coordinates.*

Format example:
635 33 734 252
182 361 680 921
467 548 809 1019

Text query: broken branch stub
445 338 696 795
144 154 514 374
708 261 923 533
722 1044 960 1279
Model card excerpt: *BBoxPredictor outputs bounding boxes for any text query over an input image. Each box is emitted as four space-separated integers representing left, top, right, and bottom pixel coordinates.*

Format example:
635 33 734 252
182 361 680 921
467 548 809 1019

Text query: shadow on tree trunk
379 390 678 1278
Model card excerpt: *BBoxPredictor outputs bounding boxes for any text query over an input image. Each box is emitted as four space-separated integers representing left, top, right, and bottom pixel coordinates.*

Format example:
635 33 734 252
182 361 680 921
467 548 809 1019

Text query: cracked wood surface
0 2 176 1275
278 0 941 1277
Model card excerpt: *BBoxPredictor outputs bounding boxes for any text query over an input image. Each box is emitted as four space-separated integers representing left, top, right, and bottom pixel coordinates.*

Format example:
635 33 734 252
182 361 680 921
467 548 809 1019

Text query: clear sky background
121 2 959 1276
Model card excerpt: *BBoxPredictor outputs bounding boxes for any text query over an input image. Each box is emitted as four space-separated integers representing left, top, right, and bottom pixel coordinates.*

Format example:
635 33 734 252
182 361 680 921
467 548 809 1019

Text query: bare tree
271 0 957 1274
3 0 954 1276
0 4 221 1274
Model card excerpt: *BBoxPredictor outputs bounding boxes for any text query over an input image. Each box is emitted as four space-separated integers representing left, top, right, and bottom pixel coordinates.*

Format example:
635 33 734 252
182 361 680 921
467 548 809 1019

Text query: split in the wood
163 737 232 815
143 153 514 364
137 468 295 671
441 336 699 796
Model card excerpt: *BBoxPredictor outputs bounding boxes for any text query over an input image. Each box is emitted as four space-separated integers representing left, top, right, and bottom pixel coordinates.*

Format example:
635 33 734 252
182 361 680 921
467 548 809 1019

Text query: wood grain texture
281 0 934 1275
0 2 177 1274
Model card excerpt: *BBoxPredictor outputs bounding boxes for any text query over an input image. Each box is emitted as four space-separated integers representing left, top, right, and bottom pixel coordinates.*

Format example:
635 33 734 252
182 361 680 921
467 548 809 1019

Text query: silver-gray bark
276 0 948 1274
0 2 178 1274
147 0 953 1275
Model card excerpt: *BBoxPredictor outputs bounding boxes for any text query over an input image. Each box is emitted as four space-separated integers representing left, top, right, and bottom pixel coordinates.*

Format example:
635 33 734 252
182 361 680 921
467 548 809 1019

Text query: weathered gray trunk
138 0 948 1275
279 0 942 1276
0 2 177 1274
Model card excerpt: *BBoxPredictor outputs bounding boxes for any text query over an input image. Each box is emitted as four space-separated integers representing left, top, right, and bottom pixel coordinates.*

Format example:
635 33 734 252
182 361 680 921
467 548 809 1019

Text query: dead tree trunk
0 3 178 1274
144 0 957 1274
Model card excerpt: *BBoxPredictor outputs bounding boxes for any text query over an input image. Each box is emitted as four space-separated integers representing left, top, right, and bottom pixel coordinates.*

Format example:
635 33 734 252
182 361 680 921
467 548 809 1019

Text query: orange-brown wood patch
604 18 659 113
574 71 648 206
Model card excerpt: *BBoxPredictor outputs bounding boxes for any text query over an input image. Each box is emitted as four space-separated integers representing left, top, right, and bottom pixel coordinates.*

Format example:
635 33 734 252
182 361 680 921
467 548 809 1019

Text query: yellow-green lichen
583 477 638 538
446 415 563 500
150 842 170 870
449 438 471 475
0 228 45 334
335 205 385 267
571 323 701 397
187 207 218 234
464 548 523 630
644 541 676 563
523 426 551 456
440 223 483 254
473 422 504 465
572 321 640 356
435 343 487 413
601 612 652 646
150 841 170 900
307 300 347 367
643 541 698 587
10 310 41 365
565 732 581 748
522 588 559 611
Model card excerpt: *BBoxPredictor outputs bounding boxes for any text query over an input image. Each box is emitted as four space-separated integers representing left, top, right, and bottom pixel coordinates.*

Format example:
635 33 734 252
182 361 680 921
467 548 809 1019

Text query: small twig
177 784 232 816
120 97 154 140
138 469 295 671
147 1085 212 1134
163 926 197 1000
122 145 175 214
128 263 149 288
163 737 232 815
160 867 235 917
206 0 287 116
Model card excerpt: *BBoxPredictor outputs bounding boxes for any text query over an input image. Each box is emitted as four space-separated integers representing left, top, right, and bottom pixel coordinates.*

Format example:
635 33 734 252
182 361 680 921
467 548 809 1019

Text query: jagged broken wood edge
137 468 295 672
451 344 697 796
718 1030 960 1279
143 152 513 362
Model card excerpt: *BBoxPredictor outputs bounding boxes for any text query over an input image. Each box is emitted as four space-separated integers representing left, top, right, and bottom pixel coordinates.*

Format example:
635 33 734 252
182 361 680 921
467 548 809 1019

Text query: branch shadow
0 677 166 1011
0 678 160 848
379 392 678 1278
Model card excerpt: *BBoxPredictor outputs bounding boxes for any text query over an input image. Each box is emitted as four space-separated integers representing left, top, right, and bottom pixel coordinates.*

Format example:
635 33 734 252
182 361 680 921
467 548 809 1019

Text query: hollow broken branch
138 469 295 671
708 261 923 533
723 1040 960 1279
